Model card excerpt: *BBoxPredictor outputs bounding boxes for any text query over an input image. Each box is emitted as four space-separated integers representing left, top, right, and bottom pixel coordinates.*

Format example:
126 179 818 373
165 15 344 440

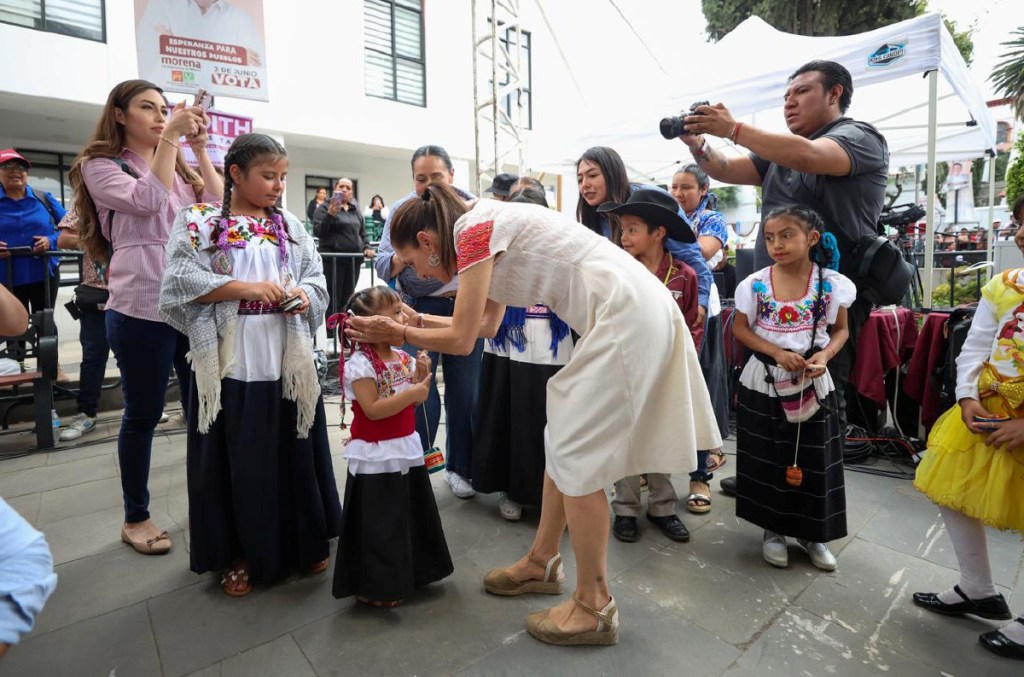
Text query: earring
427 251 441 267
830 99 836 105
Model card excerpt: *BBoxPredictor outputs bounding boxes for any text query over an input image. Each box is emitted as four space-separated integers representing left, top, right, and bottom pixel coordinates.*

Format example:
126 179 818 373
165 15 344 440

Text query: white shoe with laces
59 413 97 442
798 539 838 571
762 531 789 568
498 492 522 521
444 471 476 499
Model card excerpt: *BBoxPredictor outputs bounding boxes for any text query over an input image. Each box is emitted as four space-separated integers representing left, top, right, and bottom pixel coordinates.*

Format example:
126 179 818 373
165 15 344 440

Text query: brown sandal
221 562 252 597
483 551 564 596
309 557 329 575
706 449 727 472
526 594 619 646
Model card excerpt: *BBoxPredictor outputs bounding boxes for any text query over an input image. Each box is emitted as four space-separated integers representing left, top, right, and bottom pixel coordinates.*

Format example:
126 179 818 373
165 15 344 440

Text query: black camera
659 100 710 140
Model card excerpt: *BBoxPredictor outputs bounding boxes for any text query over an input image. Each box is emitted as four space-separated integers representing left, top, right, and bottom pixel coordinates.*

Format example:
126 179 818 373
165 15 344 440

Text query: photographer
313 178 374 331
678 60 889 487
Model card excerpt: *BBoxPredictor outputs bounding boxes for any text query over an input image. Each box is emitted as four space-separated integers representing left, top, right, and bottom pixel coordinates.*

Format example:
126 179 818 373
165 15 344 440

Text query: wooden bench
0 309 58 449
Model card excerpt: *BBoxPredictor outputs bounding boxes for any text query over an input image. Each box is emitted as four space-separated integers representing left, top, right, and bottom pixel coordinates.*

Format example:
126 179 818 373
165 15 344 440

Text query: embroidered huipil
955 269 1024 405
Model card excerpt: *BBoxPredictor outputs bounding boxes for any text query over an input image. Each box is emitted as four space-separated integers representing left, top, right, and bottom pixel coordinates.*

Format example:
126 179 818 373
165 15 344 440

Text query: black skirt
471 352 561 506
186 378 342 583
735 376 847 543
700 313 732 440
332 465 453 602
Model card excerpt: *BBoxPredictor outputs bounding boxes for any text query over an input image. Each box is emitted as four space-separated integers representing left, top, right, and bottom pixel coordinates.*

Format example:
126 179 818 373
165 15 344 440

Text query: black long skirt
471 352 561 506
332 465 453 602
186 378 342 584
735 376 847 543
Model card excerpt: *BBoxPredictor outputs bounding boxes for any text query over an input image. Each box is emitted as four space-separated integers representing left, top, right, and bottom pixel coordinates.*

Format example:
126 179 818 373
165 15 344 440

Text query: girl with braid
160 133 341 597
330 286 453 607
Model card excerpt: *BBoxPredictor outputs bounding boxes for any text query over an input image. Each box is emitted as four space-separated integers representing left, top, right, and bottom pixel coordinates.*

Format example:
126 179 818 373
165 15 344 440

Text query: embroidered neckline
769 264 815 303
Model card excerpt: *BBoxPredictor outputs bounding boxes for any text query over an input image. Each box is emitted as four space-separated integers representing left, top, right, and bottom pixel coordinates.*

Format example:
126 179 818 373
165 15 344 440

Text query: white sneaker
798 539 838 571
444 471 476 499
158 412 170 424
498 492 522 521
59 413 97 442
762 531 789 568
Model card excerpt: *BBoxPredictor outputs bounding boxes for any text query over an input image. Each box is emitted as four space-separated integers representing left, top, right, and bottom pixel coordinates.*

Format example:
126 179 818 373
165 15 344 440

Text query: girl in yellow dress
912 195 1024 661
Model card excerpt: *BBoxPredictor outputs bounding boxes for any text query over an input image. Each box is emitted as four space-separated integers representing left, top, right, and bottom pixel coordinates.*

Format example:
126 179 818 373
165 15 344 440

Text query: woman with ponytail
731 205 854 571
159 133 341 596
70 80 222 555
347 183 720 646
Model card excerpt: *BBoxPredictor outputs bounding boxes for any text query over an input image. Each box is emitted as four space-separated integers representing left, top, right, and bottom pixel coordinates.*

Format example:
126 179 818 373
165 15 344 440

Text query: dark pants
77 305 109 417
106 310 191 524
405 295 483 479
9 273 60 354
827 297 872 438
323 252 362 330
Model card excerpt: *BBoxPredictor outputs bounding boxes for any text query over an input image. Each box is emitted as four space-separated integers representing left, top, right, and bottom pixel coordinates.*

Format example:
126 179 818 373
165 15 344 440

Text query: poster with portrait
134 0 269 102
941 159 976 225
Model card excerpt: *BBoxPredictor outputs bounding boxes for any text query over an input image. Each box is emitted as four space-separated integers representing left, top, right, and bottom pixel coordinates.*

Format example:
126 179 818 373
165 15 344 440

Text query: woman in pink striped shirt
69 80 223 555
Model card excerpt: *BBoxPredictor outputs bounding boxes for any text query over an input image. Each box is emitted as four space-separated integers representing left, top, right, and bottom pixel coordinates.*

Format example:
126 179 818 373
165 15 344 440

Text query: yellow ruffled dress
914 269 1024 532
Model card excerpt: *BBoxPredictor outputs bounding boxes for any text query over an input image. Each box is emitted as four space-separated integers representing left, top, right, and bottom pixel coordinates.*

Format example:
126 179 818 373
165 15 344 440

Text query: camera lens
659 116 684 140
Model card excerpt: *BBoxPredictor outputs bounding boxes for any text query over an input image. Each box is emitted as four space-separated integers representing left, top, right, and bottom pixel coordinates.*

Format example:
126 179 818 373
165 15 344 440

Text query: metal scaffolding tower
471 0 527 196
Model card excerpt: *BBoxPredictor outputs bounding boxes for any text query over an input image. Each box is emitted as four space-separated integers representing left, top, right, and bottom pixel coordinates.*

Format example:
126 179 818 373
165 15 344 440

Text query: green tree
1006 133 1024 206
701 0 926 41
713 186 740 209
992 27 1024 119
700 2 974 66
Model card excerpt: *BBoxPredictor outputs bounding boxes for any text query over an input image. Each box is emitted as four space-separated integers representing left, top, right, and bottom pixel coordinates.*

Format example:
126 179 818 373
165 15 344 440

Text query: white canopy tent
531 12 999 307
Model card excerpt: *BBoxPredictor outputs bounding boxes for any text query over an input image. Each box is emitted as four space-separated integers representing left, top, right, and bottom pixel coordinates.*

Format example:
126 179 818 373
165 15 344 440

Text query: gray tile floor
2 386 1023 675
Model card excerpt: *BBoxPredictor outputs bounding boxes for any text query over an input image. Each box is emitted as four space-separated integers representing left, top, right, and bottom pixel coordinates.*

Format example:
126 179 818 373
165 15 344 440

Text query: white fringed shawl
159 206 327 438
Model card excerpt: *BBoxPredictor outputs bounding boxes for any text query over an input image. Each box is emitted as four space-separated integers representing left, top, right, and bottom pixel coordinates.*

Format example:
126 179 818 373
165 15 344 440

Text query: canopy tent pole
924 69 938 309
986 153 997 279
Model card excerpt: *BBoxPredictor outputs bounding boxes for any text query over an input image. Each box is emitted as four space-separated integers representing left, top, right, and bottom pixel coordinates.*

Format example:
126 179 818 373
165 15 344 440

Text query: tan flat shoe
526 593 619 646
484 551 564 596
120 524 172 555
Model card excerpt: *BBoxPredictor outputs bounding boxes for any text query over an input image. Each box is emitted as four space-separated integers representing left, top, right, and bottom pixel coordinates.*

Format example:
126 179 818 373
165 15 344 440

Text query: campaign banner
134 0 269 102
942 159 976 225
179 109 253 168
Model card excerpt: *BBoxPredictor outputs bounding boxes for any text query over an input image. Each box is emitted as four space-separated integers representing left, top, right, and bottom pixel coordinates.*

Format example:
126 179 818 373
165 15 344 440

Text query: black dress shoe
720 476 736 497
979 619 1024 660
646 513 690 542
612 516 639 543
912 585 1013 620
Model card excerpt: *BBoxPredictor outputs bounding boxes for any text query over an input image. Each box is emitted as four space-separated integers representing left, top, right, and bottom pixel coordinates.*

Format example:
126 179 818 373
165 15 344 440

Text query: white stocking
935 505 999 604
997 618 1024 644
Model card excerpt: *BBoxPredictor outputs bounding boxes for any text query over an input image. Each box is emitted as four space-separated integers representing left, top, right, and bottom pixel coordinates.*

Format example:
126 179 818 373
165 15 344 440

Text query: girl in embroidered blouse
330 285 453 608
732 205 855 572
160 133 341 597
911 194 1024 659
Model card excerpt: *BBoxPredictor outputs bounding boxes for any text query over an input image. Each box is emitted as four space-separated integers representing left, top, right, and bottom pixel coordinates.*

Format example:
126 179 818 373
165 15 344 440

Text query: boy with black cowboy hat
597 187 704 542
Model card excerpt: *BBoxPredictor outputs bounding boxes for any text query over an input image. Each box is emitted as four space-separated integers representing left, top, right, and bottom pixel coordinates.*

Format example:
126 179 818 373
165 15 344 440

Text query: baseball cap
0 149 30 168
484 173 519 197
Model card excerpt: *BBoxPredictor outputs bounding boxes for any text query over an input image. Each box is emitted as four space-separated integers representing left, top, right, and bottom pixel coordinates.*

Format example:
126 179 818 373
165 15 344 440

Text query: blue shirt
0 185 64 287
374 186 477 299
0 497 57 646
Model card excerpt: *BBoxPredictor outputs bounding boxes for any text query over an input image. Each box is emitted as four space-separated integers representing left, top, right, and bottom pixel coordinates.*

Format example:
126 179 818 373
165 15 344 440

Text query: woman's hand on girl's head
774 349 807 373
346 314 403 345
959 398 998 434
985 417 1024 451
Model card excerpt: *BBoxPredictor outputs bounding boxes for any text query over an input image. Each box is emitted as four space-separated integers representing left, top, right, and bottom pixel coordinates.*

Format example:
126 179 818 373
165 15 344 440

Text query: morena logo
868 39 908 67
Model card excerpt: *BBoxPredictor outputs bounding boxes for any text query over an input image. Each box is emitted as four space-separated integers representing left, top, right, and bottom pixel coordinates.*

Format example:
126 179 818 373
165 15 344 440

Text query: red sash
350 401 415 442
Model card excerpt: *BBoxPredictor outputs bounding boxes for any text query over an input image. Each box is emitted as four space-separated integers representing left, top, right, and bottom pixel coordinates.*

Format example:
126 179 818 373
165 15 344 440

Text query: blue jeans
77 306 109 417
405 296 483 479
106 311 191 523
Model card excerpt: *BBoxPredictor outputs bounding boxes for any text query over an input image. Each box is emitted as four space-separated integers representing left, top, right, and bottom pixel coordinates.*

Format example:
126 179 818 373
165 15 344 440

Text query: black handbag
849 235 914 306
73 284 109 311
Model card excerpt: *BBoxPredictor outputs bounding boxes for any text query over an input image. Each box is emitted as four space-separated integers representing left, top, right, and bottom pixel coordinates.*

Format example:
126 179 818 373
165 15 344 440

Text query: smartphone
192 88 210 112
4 246 34 255
330 191 344 209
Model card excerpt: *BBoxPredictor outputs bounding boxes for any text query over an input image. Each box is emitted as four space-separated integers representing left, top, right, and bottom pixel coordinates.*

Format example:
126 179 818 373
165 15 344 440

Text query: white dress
454 199 721 496
342 350 425 476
